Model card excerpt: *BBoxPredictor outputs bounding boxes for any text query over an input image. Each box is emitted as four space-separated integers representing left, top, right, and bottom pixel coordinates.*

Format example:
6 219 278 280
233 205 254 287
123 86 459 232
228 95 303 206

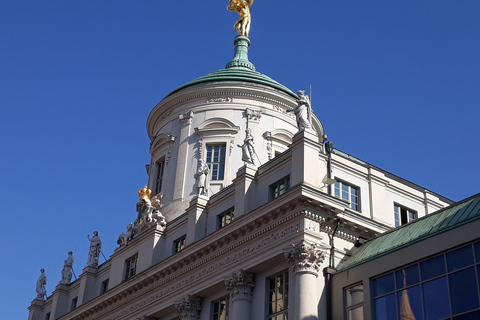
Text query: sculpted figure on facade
195 159 210 196
238 128 258 165
179 110 194 125
227 0 253 37
284 240 326 276
35 269 47 300
87 231 102 268
117 223 134 246
288 90 312 132
134 186 167 234
59 251 74 285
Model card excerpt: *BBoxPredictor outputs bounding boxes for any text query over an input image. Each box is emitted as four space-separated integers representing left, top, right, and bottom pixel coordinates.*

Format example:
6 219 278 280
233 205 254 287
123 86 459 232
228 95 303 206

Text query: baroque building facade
28 11 466 320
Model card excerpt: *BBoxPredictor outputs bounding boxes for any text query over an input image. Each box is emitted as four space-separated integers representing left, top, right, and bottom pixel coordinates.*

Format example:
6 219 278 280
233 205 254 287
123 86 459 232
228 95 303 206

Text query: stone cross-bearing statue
35 269 47 300
87 231 102 268
227 0 253 37
60 251 74 285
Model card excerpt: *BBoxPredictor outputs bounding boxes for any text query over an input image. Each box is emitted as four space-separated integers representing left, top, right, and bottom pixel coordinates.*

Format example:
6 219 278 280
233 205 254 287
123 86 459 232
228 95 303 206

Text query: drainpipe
324 219 340 320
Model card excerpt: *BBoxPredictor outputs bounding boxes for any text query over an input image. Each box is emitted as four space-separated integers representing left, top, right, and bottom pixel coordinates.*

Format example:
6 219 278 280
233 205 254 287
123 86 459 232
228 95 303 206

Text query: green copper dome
166 36 297 99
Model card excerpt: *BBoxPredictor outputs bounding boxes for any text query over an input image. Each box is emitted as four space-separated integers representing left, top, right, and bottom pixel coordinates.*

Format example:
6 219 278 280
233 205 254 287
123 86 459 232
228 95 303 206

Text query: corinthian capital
174 294 202 320
284 240 326 276
225 269 255 301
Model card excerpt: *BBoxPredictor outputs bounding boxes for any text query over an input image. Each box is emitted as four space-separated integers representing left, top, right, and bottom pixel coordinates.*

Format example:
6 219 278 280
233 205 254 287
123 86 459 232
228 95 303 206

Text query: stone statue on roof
35 269 47 300
227 0 253 37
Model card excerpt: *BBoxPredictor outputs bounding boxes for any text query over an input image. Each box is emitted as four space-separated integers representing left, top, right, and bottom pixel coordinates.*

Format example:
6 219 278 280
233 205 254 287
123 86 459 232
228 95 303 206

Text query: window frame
269 176 291 200
124 254 138 281
218 207 235 229
333 179 360 212
173 235 186 254
155 157 166 195
393 203 417 227
206 143 227 181
212 295 230 320
266 270 289 320
344 283 364 320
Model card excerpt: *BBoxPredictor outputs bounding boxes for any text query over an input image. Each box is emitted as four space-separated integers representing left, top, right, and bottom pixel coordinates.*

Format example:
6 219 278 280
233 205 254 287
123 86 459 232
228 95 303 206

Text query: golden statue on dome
227 0 253 37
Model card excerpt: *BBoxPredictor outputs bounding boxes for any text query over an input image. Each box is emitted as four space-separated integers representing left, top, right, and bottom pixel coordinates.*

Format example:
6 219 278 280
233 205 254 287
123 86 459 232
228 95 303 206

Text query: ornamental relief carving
225 270 255 301
206 97 234 103
284 240 327 276
174 294 202 320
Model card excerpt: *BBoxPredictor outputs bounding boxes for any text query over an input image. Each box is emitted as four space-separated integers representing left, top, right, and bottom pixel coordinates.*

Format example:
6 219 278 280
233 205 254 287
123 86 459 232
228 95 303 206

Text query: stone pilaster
174 294 202 320
225 270 255 320
284 240 327 320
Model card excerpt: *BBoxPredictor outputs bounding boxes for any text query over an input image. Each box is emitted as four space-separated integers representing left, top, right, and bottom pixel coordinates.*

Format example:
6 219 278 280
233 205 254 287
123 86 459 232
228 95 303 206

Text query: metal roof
336 193 480 271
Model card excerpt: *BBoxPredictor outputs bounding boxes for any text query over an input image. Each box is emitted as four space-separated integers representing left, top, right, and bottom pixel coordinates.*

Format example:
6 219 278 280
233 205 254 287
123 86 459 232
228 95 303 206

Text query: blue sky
1 1 479 318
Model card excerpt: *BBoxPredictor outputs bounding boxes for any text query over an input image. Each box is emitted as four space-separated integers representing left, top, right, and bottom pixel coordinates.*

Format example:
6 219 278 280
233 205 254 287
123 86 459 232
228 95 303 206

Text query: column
173 111 194 201
174 294 202 320
225 270 255 320
284 240 326 320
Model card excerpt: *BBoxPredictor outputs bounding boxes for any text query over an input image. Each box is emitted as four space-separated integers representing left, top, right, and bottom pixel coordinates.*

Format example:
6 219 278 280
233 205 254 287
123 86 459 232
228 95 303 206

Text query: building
27 5 478 320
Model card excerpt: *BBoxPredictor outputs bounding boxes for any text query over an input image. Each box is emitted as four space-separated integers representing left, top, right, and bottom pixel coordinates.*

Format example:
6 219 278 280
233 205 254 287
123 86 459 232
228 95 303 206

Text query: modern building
27 7 479 320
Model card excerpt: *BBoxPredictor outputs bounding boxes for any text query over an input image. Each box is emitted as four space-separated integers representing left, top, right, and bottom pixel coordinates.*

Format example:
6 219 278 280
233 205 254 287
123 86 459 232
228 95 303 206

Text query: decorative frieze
174 294 202 320
284 240 326 276
206 97 234 103
225 270 255 301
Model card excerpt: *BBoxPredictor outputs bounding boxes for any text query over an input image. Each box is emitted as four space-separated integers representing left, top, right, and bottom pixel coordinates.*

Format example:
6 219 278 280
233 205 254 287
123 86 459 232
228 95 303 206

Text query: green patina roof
337 193 480 271
166 68 297 98
166 35 297 99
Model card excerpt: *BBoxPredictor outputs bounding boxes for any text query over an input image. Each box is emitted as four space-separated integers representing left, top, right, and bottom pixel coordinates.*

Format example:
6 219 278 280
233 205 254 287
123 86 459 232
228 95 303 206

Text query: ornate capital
225 270 255 301
179 111 194 125
245 108 261 123
284 240 326 276
174 294 202 320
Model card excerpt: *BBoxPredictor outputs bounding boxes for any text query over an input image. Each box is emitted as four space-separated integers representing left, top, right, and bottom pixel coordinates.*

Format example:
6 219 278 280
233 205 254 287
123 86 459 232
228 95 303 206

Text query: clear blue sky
1 1 479 318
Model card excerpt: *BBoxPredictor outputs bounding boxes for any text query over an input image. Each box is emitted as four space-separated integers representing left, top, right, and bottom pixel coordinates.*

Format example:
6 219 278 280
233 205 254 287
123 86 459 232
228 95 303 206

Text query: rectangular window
334 180 360 211
270 176 290 200
70 297 78 311
213 296 230 320
206 144 226 180
267 271 289 320
174 235 186 253
394 204 417 227
218 207 235 229
345 284 364 320
155 158 166 194
100 279 109 294
124 255 137 280
45 313 51 320
372 241 480 320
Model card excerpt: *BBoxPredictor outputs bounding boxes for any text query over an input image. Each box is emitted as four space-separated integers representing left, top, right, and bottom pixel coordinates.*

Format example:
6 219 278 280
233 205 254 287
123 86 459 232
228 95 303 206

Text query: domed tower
146 35 325 221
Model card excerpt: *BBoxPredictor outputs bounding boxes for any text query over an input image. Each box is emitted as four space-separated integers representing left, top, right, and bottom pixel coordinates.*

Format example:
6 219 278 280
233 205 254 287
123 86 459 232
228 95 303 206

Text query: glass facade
372 241 480 320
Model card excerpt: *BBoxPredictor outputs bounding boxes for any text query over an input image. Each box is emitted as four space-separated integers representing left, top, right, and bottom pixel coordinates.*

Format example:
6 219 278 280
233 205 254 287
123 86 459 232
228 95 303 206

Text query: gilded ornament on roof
227 0 253 37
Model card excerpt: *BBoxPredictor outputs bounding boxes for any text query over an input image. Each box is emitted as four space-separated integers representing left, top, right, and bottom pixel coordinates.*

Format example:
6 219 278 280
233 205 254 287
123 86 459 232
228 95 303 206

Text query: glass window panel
423 276 450 320
447 245 474 272
373 273 395 297
449 267 479 315
396 265 420 289
348 306 364 320
474 242 480 263
374 293 396 320
396 285 423 320
453 309 480 320
420 255 446 280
